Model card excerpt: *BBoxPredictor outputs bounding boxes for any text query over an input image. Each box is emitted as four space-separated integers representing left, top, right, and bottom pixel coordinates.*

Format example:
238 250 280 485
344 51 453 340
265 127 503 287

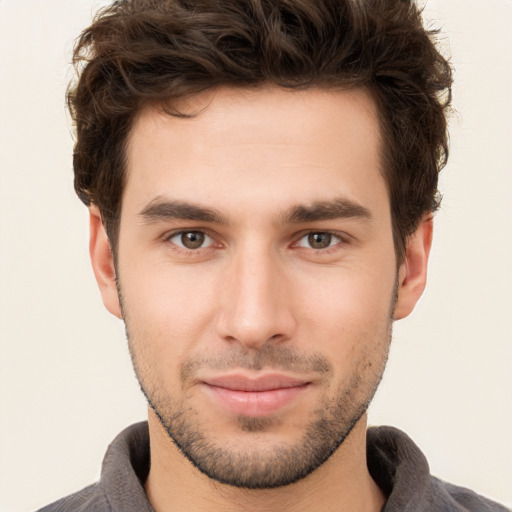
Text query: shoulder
36 483 111 512
367 426 510 512
430 477 511 512
36 422 151 512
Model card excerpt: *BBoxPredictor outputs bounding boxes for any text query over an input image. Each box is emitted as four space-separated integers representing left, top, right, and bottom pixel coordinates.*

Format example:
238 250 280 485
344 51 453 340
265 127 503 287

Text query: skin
90 86 432 512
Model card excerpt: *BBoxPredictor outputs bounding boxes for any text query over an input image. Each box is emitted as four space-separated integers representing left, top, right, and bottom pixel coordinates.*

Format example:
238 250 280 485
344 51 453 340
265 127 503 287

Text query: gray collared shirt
37 422 510 512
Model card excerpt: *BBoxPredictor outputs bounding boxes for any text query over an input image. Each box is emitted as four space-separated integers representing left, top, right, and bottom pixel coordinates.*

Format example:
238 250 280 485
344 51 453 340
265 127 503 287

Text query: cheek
119 261 220 364
291 262 396 371
296 267 395 330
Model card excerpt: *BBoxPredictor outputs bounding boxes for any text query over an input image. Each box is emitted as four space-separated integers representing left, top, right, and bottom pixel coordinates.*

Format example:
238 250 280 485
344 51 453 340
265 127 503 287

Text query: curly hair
68 0 452 261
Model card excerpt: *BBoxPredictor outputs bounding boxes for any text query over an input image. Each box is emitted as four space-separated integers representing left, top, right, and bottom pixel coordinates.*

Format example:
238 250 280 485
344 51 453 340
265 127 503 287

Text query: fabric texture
38 422 510 512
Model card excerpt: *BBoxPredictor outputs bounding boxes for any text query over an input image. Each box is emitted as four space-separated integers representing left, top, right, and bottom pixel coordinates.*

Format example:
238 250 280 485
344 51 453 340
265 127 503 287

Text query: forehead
123 86 386 221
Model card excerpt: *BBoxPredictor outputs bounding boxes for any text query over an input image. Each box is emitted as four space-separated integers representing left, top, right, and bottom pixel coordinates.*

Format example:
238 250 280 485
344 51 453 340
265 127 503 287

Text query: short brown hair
68 0 452 260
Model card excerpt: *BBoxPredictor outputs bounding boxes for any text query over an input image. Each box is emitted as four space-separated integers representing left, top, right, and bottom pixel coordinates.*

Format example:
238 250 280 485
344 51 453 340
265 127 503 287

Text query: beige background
0 0 511 510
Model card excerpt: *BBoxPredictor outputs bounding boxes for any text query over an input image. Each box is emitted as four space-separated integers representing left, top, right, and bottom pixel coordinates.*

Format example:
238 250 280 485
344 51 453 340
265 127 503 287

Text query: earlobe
394 217 433 320
89 206 123 319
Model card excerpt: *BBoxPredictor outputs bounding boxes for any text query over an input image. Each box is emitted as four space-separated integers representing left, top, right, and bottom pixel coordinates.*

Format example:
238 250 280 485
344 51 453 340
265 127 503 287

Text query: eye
168 231 214 250
296 232 343 250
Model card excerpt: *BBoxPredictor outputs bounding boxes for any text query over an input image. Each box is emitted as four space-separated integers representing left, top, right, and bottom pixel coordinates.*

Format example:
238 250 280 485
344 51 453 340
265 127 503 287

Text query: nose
215 246 297 350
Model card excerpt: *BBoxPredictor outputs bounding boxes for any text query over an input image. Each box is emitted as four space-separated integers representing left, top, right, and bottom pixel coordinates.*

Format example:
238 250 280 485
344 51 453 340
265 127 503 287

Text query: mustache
180 345 332 383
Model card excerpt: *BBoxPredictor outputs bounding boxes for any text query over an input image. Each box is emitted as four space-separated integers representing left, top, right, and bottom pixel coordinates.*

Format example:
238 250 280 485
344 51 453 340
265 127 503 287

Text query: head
74 0 452 491
69 0 451 263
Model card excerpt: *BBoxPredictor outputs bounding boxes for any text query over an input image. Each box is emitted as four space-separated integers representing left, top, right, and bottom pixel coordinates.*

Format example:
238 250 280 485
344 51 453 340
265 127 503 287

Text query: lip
201 373 311 417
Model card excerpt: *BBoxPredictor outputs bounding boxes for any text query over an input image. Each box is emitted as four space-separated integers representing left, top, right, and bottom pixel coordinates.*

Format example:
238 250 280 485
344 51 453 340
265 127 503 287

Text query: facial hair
118 282 396 489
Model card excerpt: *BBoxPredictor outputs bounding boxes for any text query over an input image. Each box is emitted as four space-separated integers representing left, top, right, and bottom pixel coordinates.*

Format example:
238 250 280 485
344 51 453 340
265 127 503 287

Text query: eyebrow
138 198 229 224
282 198 372 224
138 196 372 225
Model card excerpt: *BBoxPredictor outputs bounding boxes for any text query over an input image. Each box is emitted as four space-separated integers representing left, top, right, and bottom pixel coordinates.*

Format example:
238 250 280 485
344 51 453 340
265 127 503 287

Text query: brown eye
169 231 213 250
307 232 333 249
296 232 342 250
181 231 205 249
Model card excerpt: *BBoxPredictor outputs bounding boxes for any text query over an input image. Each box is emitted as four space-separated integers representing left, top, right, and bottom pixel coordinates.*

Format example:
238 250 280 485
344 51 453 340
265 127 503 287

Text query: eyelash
293 230 347 254
164 230 218 253
163 229 349 255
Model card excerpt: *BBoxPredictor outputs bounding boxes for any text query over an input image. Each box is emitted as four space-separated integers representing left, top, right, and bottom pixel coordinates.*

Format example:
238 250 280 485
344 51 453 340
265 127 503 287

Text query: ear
89 206 122 319
394 216 433 320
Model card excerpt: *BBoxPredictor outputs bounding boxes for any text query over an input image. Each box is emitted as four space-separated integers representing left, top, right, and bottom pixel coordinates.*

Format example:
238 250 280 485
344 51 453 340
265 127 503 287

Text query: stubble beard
118 283 396 489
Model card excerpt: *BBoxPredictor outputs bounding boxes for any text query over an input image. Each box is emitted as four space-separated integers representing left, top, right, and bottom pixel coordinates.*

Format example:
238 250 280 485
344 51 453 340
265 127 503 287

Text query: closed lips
201 374 311 391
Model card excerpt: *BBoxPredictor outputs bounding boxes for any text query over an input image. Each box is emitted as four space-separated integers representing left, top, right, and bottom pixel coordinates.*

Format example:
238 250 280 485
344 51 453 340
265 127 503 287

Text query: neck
145 410 386 512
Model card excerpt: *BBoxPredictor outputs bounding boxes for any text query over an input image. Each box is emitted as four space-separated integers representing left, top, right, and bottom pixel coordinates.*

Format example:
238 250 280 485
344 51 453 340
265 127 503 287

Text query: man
38 0 509 511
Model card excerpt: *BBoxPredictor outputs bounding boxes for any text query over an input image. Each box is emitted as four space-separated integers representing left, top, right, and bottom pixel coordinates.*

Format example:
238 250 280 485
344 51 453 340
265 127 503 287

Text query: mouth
200 373 312 417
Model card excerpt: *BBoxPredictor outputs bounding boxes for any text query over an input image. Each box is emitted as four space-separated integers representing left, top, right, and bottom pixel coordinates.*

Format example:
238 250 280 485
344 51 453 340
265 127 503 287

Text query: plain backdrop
0 0 511 510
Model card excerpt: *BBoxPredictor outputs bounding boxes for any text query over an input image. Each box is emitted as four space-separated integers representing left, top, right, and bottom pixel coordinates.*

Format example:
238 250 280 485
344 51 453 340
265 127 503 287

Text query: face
90 86 430 489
